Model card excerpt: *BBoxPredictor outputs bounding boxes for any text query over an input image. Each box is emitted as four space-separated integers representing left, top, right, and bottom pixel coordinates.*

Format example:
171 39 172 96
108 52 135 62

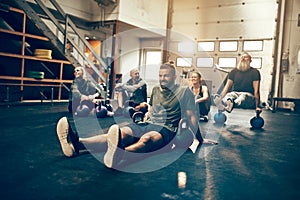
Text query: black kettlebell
250 110 264 129
175 119 194 148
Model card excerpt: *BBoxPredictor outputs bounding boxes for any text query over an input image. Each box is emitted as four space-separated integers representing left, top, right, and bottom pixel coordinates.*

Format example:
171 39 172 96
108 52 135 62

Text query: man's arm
220 79 233 98
253 80 261 111
123 80 146 93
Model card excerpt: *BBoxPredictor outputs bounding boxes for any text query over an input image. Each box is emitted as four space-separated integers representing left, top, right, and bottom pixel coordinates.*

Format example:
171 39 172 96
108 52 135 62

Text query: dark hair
160 61 176 75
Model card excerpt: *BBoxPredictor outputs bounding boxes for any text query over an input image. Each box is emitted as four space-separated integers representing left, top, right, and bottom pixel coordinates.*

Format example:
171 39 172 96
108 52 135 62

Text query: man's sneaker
213 94 225 111
103 124 124 168
225 99 234 113
56 117 75 157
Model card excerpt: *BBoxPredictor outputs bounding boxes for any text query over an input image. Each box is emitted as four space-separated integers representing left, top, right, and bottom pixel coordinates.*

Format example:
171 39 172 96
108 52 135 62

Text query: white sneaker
56 117 75 157
213 94 225 111
103 125 124 168
225 99 234 113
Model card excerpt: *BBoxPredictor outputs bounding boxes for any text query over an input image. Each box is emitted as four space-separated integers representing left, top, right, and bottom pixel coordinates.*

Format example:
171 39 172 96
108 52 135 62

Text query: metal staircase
10 0 110 99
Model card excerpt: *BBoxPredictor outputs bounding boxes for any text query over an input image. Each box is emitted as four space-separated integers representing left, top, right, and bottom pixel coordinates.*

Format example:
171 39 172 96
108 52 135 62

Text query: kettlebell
250 110 264 129
175 119 194 148
75 104 90 117
214 111 227 124
95 105 108 118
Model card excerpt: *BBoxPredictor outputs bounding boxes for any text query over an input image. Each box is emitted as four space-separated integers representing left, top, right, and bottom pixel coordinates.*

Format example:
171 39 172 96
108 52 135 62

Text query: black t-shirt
228 67 261 94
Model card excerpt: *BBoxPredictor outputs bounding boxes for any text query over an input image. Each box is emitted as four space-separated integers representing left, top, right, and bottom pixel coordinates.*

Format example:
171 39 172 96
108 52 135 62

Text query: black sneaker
104 125 124 168
56 117 75 157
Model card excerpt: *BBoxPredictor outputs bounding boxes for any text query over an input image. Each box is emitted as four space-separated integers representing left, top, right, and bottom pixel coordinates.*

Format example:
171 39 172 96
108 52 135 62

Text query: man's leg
223 92 237 113
236 92 256 109
125 131 164 153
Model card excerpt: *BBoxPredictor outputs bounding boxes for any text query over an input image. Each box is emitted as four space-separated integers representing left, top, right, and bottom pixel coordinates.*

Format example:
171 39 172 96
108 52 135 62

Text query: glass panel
177 57 192 67
219 41 238 51
178 42 194 53
251 57 262 68
196 57 214 67
197 42 214 52
243 40 263 51
218 57 237 68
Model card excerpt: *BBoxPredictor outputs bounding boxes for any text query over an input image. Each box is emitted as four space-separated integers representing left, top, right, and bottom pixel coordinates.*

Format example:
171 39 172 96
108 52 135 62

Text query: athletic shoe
213 94 225 111
56 117 75 157
225 99 234 113
103 125 124 168
200 115 208 122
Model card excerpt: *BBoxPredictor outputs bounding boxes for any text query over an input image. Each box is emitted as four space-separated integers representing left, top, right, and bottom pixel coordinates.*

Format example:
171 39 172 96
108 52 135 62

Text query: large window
219 41 238 51
196 57 214 68
176 57 193 67
198 42 214 52
243 40 263 51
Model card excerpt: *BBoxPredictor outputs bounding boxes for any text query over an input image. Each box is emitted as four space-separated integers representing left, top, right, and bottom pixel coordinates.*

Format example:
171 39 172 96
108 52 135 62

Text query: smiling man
104 61 203 168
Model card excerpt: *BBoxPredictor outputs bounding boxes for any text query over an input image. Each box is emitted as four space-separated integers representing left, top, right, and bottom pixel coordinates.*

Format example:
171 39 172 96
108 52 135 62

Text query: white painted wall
281 0 300 100
118 0 168 34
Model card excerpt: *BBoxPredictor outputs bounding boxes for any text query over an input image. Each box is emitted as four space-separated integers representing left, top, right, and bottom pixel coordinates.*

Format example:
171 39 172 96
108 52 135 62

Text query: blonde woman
190 71 211 122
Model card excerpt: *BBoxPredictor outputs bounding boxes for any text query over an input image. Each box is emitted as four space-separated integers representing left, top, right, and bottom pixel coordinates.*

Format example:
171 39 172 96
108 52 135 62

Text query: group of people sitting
57 52 261 169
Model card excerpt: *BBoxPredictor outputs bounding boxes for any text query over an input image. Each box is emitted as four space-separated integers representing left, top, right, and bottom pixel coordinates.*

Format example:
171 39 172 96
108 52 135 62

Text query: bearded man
213 52 262 113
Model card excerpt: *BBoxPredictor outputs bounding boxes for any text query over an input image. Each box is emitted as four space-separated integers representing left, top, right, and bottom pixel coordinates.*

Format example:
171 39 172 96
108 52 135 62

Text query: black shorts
127 122 176 146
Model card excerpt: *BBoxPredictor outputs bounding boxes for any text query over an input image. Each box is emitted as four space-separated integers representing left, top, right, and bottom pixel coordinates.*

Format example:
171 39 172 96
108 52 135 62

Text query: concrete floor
0 103 299 200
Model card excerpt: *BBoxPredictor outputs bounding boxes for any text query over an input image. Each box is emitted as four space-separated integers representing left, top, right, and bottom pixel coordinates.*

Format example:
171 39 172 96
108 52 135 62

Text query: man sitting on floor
56 62 204 168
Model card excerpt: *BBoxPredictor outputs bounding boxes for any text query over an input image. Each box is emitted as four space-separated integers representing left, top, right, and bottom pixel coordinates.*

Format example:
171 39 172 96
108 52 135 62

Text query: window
243 40 263 51
197 42 214 52
196 57 214 68
219 41 238 51
177 57 192 67
218 57 237 68
178 42 194 53
251 57 262 68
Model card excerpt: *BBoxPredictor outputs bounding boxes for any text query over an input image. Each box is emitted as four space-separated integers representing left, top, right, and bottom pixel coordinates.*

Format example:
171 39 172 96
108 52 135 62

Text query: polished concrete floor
0 102 299 200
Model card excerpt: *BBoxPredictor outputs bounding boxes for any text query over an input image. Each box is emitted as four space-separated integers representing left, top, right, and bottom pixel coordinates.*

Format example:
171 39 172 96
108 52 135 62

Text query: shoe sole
104 125 121 168
56 117 75 157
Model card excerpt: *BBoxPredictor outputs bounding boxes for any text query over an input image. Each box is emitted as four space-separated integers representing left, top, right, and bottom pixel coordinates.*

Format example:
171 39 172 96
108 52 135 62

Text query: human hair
130 68 139 76
160 61 176 75
241 52 252 61
191 71 201 79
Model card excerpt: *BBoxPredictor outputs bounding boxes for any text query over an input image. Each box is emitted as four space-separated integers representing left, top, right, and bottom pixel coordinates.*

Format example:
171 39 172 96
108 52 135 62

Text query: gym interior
1 0 300 200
